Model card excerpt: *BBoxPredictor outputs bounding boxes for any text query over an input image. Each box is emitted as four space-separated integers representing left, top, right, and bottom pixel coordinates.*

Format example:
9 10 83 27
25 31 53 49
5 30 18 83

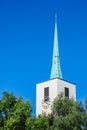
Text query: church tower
36 16 76 116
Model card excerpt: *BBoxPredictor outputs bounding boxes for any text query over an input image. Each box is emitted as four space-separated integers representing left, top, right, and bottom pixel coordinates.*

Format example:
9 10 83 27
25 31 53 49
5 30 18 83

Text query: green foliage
26 115 51 130
82 97 87 130
0 91 32 130
0 91 87 130
51 93 85 130
85 97 87 111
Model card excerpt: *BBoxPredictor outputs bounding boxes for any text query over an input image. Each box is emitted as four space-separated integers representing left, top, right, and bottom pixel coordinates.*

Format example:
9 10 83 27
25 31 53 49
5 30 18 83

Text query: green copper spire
50 15 62 79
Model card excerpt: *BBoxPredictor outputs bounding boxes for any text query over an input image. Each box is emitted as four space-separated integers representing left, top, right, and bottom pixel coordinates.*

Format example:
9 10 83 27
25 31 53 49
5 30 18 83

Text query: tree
0 91 32 130
82 97 87 130
0 91 87 130
26 115 52 130
51 93 85 130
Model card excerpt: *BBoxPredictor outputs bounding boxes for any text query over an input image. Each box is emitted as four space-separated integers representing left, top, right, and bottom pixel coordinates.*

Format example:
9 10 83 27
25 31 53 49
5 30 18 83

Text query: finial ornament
55 14 57 23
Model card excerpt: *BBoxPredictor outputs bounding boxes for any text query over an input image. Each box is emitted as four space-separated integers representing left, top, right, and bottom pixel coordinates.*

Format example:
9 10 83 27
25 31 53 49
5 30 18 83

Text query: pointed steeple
50 15 62 79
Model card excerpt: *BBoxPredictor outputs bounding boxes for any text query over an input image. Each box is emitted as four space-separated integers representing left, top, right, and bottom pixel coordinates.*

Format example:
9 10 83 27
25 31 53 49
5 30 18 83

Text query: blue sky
0 0 87 114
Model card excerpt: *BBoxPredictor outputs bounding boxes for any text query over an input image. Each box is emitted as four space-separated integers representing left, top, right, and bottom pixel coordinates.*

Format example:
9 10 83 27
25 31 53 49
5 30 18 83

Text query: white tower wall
36 78 76 116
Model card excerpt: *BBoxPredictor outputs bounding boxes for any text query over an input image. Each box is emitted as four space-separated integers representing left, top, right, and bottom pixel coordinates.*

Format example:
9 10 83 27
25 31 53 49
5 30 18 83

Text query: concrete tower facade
36 16 76 116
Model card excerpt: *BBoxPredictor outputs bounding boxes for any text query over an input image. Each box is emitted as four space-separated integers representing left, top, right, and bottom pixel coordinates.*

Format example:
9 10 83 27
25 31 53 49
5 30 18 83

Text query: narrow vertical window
44 87 49 101
65 87 69 97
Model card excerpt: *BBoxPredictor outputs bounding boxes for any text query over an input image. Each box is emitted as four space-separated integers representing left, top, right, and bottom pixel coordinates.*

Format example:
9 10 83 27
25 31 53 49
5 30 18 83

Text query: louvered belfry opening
44 87 49 101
